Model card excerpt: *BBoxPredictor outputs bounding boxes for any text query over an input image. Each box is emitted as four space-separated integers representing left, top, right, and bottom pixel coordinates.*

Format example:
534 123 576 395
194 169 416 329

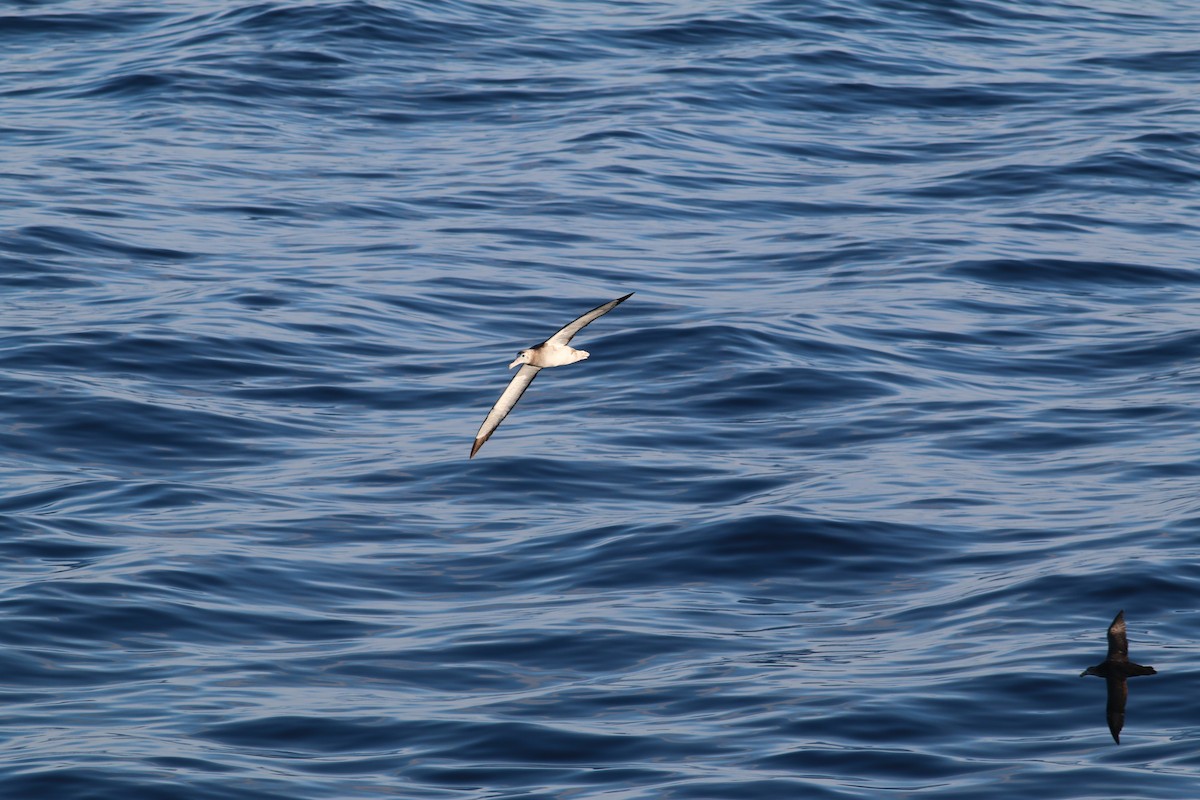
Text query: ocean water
2 0 1199 797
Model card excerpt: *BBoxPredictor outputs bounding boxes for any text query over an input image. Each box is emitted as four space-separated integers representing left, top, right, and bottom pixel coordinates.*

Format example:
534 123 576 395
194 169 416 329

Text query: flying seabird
1080 610 1157 744
470 292 633 459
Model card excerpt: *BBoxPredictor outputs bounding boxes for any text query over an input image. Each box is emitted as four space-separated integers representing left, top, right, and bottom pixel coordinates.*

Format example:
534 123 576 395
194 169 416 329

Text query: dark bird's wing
1107 610 1129 661
471 365 541 458
546 292 634 347
1105 675 1128 744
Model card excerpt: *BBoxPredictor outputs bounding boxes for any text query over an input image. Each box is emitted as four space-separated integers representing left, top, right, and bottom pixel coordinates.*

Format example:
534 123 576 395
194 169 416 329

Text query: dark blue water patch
596 14 801 49
2 577 380 655
440 720 708 765
144 757 239 775
786 47 944 78
899 144 1200 201
330 628 716 692
614 322 893 385
231 292 290 309
0 770 295 800
6 225 196 262
740 240 898 274
566 128 657 146
485 514 953 593
200 714 411 755
1069 330 1200 374
1003 210 1196 236
742 75 1040 117
1129 130 1200 146
213 0 497 51
1080 48 1200 76
1068 569 1198 620
893 340 1136 385
1 521 118 562
365 84 648 129
774 403 980 452
1073 95 1168 120
938 425 1112 455
606 326 909 420
1034 403 1194 427
673 777 849 800
50 205 128 221
757 744 976 783
0 333 335 384
78 67 350 110
685 366 893 415
325 653 535 695
919 401 1196 458
899 164 1063 201
215 49 353 84
1066 150 1200 187
952 767 1194 800
437 225 595 247
77 71 178 101
1123 460 1200 481
683 192 909 219
754 668 1138 758
930 547 1192 613
0 10 167 40
444 458 787 508
947 257 1200 289
0 380 308 471
0 125 68 147
869 0 1111 34
0 479 270 516
414 81 598 110
200 715 677 767
246 512 446 548
229 383 389 408
0 628 164 688
824 80 1031 112
752 136 921 164
0 254 96 290
478 34 621 65
837 319 1042 350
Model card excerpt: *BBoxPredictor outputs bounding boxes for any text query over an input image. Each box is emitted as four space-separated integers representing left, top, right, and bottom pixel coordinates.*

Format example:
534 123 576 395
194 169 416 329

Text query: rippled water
3 1 1199 797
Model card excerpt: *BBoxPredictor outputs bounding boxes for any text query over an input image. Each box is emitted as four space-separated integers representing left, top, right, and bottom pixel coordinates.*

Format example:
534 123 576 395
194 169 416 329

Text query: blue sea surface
3 1 1199 797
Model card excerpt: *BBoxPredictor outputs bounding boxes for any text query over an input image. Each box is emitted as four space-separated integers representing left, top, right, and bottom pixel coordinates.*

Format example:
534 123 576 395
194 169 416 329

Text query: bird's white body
509 343 589 369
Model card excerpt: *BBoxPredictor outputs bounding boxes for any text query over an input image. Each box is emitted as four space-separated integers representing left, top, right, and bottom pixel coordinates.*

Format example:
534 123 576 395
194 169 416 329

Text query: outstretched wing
1105 676 1128 744
1107 610 1128 661
546 292 634 347
470 365 541 458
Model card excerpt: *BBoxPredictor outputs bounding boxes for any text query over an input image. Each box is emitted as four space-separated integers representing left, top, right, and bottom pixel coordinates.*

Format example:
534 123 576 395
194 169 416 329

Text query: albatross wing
1107 610 1129 661
1105 674 1128 744
470 365 541 458
546 292 634 347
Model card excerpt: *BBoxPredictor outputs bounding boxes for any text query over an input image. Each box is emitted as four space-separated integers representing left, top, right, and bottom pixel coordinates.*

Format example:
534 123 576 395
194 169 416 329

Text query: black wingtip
470 440 483 459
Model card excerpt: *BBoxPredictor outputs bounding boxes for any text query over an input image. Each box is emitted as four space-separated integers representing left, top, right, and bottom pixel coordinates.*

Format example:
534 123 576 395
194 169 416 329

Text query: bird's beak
508 357 522 369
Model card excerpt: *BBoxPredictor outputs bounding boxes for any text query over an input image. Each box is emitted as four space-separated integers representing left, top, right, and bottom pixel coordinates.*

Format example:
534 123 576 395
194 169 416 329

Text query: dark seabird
470 292 633 459
1080 610 1156 744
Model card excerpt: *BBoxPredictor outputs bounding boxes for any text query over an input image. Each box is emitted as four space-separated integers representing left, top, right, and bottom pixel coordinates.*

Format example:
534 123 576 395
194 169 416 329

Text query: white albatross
470 292 634 458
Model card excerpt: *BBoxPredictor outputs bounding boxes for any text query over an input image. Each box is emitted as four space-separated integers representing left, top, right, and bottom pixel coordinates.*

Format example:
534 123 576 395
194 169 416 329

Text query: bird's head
509 349 532 369
1080 666 1101 678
